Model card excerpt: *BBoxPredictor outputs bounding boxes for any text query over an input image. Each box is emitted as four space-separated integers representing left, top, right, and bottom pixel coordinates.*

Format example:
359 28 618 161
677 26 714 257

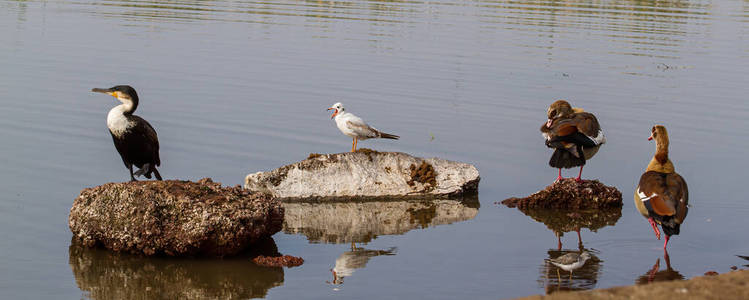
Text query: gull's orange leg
354 138 358 152
351 138 356 152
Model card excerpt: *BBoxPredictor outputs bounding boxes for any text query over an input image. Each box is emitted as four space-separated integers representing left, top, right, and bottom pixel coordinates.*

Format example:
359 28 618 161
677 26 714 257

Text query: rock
502 178 622 210
244 149 480 201
69 238 284 299
283 197 479 244
705 271 719 276
68 178 284 257
253 255 304 268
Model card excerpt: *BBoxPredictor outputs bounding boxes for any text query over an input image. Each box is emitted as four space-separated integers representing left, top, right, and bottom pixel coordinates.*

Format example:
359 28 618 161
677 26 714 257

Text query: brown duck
634 125 688 250
541 100 606 182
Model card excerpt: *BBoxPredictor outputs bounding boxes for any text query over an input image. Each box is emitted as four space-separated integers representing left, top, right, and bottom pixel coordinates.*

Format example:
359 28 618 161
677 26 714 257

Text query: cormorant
92 85 162 181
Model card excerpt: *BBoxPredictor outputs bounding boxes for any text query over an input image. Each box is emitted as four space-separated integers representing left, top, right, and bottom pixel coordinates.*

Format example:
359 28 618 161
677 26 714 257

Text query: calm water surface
1 0 748 298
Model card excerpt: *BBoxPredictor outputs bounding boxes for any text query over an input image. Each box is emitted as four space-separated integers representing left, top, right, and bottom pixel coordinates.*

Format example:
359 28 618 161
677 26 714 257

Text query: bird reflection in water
328 247 397 285
636 250 684 284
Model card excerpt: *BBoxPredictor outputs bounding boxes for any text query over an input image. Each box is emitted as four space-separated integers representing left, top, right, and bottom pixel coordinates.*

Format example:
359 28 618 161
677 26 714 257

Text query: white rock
244 151 480 201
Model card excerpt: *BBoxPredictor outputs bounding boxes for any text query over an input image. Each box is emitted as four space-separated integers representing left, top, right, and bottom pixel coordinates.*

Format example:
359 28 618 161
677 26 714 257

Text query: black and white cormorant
92 85 162 181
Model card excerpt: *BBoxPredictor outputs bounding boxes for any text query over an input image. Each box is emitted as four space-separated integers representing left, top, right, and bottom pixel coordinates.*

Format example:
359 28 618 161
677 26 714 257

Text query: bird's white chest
334 115 356 137
107 106 134 135
553 258 586 271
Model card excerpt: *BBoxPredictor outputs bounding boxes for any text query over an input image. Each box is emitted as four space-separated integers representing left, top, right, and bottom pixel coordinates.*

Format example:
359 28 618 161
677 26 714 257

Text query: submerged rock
244 149 480 201
283 197 479 244
69 178 283 257
502 179 622 210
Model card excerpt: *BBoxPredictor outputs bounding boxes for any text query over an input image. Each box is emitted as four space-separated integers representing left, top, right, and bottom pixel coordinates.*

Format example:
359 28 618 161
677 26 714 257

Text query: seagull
327 102 399 152
550 251 591 281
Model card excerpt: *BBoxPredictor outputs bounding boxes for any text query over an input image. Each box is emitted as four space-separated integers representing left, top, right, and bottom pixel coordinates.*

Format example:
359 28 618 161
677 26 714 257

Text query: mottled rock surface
245 149 480 201
502 179 622 210
253 255 304 268
283 198 479 244
69 178 283 257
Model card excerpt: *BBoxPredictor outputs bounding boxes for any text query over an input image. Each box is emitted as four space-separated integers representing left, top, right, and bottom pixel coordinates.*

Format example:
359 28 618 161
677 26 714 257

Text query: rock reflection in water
283 197 479 244
540 248 602 294
69 238 284 299
329 247 397 285
636 251 684 284
517 208 621 249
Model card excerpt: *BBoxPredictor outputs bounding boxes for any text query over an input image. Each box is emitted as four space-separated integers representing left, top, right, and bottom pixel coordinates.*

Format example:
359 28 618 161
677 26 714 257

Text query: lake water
1 0 748 298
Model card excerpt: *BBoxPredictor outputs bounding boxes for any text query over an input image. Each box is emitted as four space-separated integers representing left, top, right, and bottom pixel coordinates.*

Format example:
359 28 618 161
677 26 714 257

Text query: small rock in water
704 271 719 276
501 178 622 210
731 266 738 270
253 255 304 268
68 178 284 257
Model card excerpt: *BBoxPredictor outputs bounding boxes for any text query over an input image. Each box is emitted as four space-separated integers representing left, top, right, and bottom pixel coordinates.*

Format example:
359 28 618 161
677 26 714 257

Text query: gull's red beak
546 119 553 128
328 108 338 119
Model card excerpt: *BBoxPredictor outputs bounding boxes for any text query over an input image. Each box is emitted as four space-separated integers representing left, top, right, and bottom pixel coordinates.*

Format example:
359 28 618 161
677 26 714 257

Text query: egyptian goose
634 125 688 250
327 102 399 152
541 100 606 182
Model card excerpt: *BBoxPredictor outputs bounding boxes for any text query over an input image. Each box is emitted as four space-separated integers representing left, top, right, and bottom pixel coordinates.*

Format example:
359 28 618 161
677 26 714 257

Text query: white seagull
327 102 399 152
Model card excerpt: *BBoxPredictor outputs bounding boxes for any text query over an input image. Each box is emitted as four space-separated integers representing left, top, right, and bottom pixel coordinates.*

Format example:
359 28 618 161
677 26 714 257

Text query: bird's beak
328 108 338 119
92 88 117 98
648 134 653 141
546 119 553 128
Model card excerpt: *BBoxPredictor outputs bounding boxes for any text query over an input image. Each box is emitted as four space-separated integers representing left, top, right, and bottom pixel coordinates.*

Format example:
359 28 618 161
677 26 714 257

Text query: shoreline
518 270 749 299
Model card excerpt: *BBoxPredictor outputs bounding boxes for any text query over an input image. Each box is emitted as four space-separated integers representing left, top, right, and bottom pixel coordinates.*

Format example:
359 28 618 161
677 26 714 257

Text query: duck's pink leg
575 166 584 183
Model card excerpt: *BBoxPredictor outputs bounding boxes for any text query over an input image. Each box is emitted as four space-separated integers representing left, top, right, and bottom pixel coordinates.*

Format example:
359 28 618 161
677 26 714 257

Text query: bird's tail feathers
133 164 149 178
379 132 399 140
151 166 163 181
661 220 680 236
133 163 162 180
549 148 585 169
